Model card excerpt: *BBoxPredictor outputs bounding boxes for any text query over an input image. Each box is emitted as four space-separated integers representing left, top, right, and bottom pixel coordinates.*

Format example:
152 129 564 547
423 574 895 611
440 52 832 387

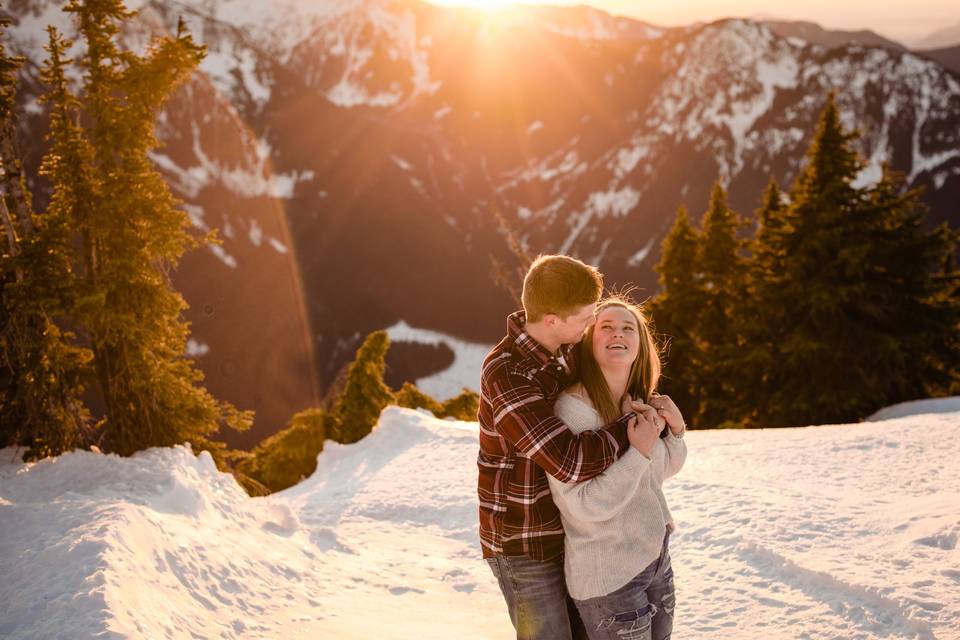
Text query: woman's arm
662 433 687 479
548 448 651 523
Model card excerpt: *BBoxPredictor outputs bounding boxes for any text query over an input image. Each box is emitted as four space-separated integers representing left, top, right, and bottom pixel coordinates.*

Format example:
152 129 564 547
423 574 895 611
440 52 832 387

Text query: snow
209 244 238 269
149 127 309 201
866 396 960 421
391 155 414 171
185 339 210 357
559 186 640 254
268 238 289 254
2 401 958 639
248 219 263 247
385 321 491 400
626 235 658 267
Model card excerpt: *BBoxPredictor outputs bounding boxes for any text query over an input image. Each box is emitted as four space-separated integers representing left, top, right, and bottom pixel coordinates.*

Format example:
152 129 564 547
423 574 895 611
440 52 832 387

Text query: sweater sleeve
548 448 651 523
662 433 687 480
486 371 633 484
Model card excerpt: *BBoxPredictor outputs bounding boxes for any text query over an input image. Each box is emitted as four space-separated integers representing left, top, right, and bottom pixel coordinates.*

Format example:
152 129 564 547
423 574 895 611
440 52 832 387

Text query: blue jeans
573 534 676 640
486 554 587 640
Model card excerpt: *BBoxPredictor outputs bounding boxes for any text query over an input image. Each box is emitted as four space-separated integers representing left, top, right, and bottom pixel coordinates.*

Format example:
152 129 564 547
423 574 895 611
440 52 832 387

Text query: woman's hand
626 402 661 458
649 393 685 435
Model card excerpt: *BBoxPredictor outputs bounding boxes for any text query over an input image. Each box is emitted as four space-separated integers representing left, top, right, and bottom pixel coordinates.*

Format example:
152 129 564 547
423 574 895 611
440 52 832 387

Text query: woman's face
591 305 640 371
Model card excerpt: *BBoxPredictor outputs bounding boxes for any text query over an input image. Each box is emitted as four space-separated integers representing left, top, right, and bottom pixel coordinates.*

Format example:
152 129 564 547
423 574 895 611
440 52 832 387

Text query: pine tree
43 1 251 456
334 331 395 443
649 204 704 423
395 382 443 415
739 177 789 425
695 181 747 427
758 93 960 425
0 23 92 459
437 388 480 420
235 408 334 493
395 382 480 420
854 166 960 404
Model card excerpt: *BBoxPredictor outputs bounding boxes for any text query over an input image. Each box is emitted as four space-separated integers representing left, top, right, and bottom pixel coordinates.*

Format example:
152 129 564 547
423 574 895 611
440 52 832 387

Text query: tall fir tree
0 23 92 459
695 181 747 427
739 177 789 426
854 166 960 403
649 204 704 423
43 1 251 456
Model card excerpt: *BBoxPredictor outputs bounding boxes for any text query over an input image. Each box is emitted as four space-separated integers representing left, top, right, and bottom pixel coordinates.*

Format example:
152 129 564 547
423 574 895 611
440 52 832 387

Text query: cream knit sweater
549 391 687 600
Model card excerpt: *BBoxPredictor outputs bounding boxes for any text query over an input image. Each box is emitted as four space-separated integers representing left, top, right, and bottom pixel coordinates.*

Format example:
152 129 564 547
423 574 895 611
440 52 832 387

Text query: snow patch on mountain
385 321 490 400
653 20 800 180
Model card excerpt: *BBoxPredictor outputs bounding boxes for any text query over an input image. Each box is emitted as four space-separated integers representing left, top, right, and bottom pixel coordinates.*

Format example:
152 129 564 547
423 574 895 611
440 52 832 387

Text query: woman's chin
598 355 636 368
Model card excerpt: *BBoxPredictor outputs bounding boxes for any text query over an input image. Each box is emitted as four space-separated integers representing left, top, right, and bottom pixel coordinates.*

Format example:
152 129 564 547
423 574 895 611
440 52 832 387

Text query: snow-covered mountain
6 1 960 443
1 400 958 638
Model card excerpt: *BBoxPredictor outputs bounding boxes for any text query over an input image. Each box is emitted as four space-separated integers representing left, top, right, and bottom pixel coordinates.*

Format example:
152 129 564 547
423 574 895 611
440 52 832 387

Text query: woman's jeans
573 533 676 640
486 554 587 640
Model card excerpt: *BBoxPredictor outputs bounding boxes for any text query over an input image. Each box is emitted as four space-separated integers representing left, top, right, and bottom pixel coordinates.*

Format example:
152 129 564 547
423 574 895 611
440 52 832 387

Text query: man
478 255 651 640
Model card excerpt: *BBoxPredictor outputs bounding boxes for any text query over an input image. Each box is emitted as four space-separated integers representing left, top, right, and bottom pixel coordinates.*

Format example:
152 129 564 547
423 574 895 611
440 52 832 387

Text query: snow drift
1 403 958 639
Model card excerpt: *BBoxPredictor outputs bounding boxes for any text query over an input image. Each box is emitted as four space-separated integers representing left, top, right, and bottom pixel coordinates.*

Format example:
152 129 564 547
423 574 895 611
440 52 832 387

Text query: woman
548 295 687 640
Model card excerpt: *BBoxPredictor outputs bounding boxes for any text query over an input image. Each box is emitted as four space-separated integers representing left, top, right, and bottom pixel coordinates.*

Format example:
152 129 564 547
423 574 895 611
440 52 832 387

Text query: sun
428 0 517 11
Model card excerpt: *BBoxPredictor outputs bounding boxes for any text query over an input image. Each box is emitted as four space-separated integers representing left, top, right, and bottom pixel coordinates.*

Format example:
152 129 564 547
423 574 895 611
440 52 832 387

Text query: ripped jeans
572 533 675 640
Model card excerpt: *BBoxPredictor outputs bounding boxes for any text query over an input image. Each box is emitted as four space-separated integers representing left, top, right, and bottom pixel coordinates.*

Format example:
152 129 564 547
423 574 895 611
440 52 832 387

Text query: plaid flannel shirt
477 311 633 561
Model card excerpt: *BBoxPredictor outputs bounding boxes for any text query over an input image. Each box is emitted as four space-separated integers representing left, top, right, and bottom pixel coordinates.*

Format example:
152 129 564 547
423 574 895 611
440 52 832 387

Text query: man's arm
489 372 632 484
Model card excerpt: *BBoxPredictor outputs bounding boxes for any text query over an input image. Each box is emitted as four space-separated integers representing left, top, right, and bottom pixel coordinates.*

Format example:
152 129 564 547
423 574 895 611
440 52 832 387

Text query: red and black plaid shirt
477 311 632 561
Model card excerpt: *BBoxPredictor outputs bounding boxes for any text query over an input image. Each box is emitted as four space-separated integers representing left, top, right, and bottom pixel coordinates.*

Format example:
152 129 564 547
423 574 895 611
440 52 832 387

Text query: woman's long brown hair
577 294 662 426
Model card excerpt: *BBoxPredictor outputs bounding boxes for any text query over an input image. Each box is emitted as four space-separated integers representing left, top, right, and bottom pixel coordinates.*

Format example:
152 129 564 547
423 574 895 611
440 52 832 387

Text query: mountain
761 19 905 50
914 22 960 50
917 45 960 75
6 1 960 444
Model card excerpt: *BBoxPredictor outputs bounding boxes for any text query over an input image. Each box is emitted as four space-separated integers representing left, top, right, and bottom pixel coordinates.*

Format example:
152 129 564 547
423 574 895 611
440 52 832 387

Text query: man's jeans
572 533 676 640
486 554 586 640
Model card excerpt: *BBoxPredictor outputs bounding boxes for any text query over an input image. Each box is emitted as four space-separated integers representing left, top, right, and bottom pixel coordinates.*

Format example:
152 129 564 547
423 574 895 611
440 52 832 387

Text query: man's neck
524 321 561 355
602 365 630 403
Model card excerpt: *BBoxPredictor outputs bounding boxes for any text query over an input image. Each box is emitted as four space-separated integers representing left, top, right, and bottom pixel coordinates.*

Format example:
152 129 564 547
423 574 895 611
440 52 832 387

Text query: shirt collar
507 310 575 367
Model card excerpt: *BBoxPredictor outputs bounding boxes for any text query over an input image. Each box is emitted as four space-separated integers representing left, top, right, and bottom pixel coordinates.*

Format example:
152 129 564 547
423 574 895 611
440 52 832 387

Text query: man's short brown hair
521 255 603 322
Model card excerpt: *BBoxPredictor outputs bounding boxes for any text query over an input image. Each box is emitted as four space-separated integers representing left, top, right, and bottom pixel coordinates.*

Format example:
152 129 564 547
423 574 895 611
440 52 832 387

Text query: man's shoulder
481 337 535 386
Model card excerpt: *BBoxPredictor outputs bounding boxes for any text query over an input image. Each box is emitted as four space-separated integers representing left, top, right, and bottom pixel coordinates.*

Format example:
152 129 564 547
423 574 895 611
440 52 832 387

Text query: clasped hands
622 392 685 458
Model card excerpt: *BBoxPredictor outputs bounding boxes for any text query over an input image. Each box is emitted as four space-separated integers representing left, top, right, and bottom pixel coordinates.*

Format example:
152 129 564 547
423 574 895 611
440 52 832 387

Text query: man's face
551 303 597 345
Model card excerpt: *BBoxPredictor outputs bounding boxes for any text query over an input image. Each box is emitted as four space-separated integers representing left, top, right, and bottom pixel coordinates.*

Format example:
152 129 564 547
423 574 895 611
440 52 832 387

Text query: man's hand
626 403 660 458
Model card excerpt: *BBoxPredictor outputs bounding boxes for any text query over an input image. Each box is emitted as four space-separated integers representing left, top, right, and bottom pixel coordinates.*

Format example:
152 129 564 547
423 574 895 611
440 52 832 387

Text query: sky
425 0 960 46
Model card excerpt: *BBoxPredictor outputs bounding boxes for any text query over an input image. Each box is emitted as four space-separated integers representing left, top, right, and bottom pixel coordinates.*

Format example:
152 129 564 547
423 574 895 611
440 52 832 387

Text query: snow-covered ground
1 401 958 639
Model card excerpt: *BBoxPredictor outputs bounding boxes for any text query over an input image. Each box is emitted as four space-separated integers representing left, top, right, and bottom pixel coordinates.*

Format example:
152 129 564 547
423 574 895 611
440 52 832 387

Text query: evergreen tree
234 408 335 494
395 382 480 420
649 204 703 422
0 24 92 459
437 388 480 420
41 1 251 456
395 382 443 415
334 330 395 443
854 166 960 403
695 181 748 427
760 93 959 425
739 177 789 425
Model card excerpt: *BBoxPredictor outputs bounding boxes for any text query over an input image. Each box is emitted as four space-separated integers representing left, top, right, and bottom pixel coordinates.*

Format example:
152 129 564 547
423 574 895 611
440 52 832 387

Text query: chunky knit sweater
548 391 687 600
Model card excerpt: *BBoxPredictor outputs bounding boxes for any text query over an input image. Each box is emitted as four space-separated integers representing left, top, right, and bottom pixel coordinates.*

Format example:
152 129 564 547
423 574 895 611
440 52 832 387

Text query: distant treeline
649 95 960 429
